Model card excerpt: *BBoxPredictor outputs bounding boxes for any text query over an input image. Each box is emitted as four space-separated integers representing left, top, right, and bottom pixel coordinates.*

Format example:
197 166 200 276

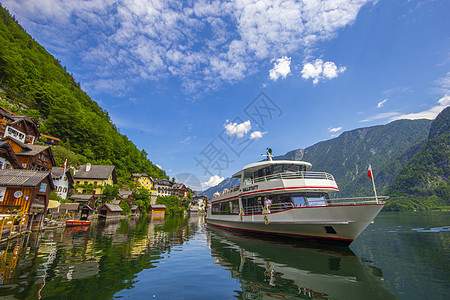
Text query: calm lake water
0 213 448 299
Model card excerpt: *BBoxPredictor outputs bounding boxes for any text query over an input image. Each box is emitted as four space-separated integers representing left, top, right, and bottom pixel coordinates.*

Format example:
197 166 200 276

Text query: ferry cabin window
211 199 239 215
291 193 329 207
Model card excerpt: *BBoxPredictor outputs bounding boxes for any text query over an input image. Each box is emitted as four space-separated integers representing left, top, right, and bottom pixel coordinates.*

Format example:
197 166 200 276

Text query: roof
118 190 133 199
70 194 95 202
59 203 80 211
100 203 123 212
40 134 60 141
131 173 151 179
0 169 54 189
74 165 117 183
173 183 187 190
130 205 138 210
232 160 313 178
150 204 166 209
111 200 120 205
154 179 173 186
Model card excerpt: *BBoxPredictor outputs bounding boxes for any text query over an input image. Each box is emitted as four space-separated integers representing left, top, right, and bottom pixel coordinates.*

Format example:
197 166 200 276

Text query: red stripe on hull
207 221 353 243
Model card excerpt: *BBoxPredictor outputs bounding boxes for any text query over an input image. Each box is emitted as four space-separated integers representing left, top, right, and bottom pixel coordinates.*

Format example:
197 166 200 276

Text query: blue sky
4 0 449 190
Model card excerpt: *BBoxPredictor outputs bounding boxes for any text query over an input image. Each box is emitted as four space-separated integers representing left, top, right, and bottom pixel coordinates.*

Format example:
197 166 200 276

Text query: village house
131 173 157 195
172 183 189 198
0 141 23 170
154 179 173 197
2 136 56 171
73 164 117 195
0 169 54 231
51 167 74 199
0 107 40 145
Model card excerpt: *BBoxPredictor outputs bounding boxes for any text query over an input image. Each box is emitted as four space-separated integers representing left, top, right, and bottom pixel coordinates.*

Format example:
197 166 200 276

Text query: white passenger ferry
206 150 387 245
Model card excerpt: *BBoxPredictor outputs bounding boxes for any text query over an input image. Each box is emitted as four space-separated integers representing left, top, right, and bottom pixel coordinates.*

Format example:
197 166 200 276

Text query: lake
0 212 448 299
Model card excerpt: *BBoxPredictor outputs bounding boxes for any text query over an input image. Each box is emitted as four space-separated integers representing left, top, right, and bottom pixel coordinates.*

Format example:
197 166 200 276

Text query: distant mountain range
202 117 436 200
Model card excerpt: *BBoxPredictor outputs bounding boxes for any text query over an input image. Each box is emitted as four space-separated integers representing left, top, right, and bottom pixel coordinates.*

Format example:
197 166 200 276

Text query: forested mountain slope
0 6 166 180
387 107 449 210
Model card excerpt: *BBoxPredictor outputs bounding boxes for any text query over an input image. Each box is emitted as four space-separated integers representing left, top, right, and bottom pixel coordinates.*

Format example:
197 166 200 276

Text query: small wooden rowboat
66 220 91 227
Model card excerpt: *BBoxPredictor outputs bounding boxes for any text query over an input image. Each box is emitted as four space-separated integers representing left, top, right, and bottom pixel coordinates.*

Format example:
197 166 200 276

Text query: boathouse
149 204 166 215
98 203 122 218
49 203 79 219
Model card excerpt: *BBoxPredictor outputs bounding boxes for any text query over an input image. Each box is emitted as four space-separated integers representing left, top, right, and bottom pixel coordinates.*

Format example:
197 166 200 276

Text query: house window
84 181 88 185
76 181 80 184
39 183 47 193
94 182 97 185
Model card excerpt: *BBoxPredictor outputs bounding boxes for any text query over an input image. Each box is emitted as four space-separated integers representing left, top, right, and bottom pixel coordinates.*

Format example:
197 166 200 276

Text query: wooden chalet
0 169 54 231
0 141 23 170
2 137 56 171
0 107 40 144
98 203 123 218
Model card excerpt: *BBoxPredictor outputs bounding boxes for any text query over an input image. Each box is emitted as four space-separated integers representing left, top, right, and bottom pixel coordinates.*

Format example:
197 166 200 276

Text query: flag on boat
368 164 373 180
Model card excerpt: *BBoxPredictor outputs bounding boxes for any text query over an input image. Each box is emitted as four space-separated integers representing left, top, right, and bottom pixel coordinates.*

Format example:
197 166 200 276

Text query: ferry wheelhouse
206 152 386 245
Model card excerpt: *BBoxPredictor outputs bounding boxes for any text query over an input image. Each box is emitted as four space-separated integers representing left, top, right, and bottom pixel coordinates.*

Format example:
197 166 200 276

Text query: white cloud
201 175 224 189
250 131 266 140
377 99 388 108
328 127 342 133
301 59 345 84
360 95 450 123
3 0 370 94
224 120 251 139
360 112 402 123
269 56 291 81
389 95 450 121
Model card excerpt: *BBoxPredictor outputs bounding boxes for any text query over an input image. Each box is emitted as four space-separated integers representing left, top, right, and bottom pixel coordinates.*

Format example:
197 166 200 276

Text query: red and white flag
63 159 67 173
368 164 373 180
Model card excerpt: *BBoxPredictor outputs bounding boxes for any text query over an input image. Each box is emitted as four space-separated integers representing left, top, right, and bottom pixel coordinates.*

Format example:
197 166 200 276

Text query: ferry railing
243 202 294 215
325 196 388 206
241 197 387 214
249 171 335 184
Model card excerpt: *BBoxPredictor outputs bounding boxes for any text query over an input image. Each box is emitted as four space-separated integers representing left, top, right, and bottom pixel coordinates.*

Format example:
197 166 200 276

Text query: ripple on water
412 226 450 232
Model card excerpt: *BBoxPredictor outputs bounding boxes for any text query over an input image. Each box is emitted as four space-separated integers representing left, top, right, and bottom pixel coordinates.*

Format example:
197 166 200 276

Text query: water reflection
0 216 199 299
208 228 397 299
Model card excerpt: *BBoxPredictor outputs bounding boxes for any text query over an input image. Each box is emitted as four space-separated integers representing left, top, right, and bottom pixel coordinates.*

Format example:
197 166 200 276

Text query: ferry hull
207 204 384 244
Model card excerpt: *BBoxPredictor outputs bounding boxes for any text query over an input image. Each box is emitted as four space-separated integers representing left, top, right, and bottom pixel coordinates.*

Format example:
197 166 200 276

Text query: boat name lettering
242 185 258 192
